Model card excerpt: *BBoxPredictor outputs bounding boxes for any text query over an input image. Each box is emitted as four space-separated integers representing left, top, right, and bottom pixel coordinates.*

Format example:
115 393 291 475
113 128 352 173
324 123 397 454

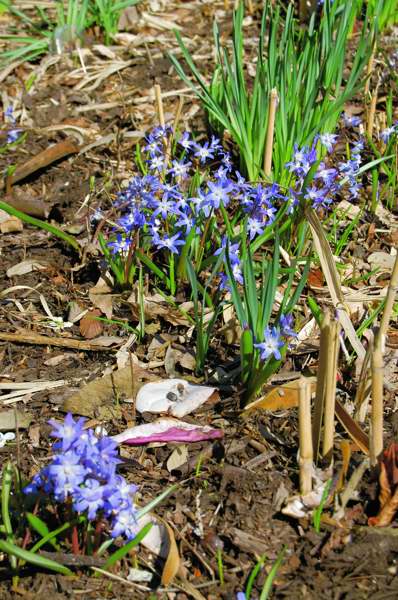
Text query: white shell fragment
135 378 217 418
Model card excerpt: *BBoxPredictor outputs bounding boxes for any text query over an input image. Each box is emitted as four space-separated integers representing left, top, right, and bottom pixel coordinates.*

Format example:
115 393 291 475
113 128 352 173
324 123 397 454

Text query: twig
370 339 384 466
299 377 313 495
2 139 80 192
263 88 278 177
0 330 119 351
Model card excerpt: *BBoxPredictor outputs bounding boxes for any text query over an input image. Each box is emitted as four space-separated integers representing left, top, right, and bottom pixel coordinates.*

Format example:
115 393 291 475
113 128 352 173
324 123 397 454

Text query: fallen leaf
7 259 47 277
368 251 397 271
112 418 223 445
0 212 23 233
128 290 193 327
44 353 73 367
368 487 398 527
0 409 33 431
335 399 369 455
62 364 160 419
167 445 188 472
308 268 324 288
79 309 103 339
89 278 113 319
135 379 218 418
160 521 180 586
244 378 316 412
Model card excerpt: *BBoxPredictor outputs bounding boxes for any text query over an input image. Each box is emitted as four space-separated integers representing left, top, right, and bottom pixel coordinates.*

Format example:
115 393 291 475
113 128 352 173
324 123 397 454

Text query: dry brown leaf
89 278 113 319
128 290 193 327
335 399 369 455
166 445 188 472
79 309 103 339
244 377 316 412
62 364 160 419
160 521 180 586
368 486 398 527
308 268 324 289
0 214 23 233
378 461 392 509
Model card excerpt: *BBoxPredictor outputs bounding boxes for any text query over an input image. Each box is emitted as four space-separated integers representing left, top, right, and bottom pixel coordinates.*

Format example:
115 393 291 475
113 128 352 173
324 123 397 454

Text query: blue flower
169 159 191 179
286 144 317 179
254 327 284 361
236 593 247 600
154 232 185 254
342 113 361 128
247 216 264 240
206 178 234 209
178 131 193 150
380 126 397 144
73 478 106 520
194 141 215 163
48 412 86 452
280 314 297 338
48 451 87 501
319 133 338 152
111 508 139 540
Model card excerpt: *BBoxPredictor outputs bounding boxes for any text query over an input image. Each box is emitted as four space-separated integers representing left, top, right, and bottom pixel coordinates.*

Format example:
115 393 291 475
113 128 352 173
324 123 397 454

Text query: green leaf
136 484 178 520
0 201 80 252
0 539 72 575
100 522 152 573
26 513 60 551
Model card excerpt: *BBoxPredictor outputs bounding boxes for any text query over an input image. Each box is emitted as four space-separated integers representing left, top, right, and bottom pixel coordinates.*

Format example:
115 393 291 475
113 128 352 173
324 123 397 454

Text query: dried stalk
154 84 165 128
173 95 185 132
378 252 398 348
312 311 330 461
322 316 341 462
370 340 384 466
364 45 375 97
355 345 372 422
263 88 278 177
299 377 313 495
246 0 254 13
367 83 379 138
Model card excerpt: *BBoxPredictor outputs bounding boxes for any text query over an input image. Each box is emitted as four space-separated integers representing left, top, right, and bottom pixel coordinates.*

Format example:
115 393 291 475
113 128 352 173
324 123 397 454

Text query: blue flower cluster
24 414 139 540
254 314 297 362
2 106 22 144
286 133 364 212
102 123 364 290
380 123 398 144
107 125 286 261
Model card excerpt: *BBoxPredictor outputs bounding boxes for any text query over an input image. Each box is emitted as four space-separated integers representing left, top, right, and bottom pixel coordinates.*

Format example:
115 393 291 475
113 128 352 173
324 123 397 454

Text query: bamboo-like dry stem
322 316 341 462
370 340 384 466
173 95 185 132
263 88 278 177
364 46 375 98
299 377 313 495
367 83 379 138
154 84 165 128
312 311 330 461
378 252 398 347
354 345 372 422
246 0 254 13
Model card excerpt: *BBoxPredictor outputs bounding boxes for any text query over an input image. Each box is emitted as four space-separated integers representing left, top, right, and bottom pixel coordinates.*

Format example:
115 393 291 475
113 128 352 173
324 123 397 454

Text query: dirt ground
1 1 398 598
